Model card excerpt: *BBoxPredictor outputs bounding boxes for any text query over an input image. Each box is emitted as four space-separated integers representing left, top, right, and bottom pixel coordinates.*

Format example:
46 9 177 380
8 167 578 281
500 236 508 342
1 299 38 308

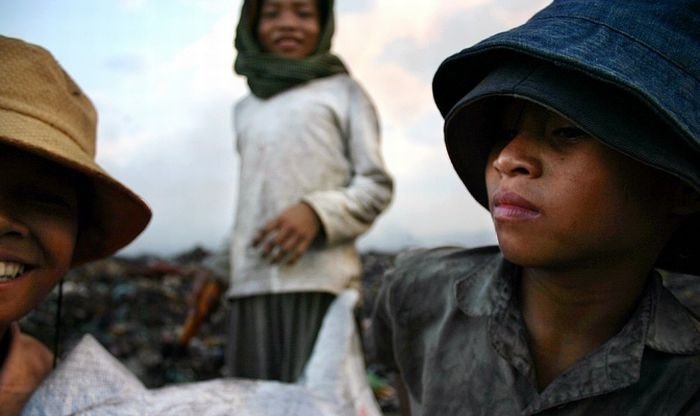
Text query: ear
670 183 700 216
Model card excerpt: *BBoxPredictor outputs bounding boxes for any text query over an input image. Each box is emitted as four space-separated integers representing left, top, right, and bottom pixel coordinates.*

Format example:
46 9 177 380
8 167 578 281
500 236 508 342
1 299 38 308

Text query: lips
491 190 540 221
0 261 27 282
272 33 303 47
0 249 36 283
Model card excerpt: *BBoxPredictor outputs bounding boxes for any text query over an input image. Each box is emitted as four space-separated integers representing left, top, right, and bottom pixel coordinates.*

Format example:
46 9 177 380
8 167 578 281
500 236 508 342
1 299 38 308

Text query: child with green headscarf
220 0 393 382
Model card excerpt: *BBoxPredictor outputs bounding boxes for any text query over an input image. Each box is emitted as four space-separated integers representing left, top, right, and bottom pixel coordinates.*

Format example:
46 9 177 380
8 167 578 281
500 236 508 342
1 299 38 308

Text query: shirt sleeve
302 81 393 245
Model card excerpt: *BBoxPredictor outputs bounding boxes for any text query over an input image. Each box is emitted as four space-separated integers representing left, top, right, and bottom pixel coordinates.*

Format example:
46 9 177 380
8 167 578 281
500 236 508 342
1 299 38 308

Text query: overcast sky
2 0 550 257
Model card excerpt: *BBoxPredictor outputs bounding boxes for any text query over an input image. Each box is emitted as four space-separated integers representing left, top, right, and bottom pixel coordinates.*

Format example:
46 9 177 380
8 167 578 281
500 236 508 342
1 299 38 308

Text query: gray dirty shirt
373 246 700 415
228 74 392 298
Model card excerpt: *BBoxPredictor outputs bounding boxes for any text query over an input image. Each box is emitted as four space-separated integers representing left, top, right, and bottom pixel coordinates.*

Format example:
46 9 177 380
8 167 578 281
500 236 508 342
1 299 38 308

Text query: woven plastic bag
23 290 381 416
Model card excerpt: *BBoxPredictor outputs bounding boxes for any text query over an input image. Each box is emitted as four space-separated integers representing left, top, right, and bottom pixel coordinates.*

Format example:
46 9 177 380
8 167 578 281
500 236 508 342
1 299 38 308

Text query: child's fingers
286 235 314 266
273 233 304 263
252 229 267 247
252 217 282 247
263 223 295 259
277 230 302 252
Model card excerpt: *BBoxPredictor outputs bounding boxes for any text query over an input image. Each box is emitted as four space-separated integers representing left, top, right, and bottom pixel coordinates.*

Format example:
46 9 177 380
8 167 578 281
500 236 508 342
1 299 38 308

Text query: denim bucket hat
432 0 700 275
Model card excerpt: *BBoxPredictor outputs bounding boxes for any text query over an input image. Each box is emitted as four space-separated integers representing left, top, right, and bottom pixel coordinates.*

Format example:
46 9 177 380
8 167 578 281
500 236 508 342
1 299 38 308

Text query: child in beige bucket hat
0 35 151 415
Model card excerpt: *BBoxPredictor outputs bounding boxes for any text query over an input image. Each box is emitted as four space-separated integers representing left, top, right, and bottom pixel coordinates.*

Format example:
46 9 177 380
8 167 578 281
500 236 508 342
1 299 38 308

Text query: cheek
484 156 499 208
257 23 274 51
596 153 669 223
0 220 76 326
36 215 79 269
305 21 321 43
310 23 320 39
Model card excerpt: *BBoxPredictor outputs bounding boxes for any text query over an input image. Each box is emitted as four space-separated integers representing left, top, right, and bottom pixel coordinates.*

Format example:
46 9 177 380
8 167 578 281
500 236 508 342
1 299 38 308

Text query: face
257 0 321 60
0 146 79 330
484 100 678 271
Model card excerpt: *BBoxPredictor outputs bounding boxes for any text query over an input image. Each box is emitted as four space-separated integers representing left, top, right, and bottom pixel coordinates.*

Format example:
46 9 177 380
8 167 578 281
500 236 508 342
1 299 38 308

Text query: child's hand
252 202 321 265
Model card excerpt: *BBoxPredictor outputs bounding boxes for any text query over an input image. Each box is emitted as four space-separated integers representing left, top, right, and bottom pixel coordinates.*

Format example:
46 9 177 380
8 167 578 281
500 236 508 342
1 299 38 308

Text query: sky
1 0 550 257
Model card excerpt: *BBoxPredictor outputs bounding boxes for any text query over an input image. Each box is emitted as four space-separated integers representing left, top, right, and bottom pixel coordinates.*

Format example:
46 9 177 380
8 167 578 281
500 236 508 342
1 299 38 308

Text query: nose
0 202 30 239
277 10 298 29
490 132 543 178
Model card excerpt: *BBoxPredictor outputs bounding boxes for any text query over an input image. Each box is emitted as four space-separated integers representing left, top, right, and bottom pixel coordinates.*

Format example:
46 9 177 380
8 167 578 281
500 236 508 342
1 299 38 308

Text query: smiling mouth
0 261 27 282
276 38 302 48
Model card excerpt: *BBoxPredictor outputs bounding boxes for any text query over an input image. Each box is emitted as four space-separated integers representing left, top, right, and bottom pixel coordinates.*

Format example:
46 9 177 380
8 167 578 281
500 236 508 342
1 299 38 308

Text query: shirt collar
646 274 700 354
453 255 700 412
454 255 700 352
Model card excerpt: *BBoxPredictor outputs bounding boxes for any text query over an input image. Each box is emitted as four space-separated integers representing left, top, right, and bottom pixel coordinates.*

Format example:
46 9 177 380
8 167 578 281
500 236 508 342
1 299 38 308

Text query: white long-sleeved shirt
227 73 393 298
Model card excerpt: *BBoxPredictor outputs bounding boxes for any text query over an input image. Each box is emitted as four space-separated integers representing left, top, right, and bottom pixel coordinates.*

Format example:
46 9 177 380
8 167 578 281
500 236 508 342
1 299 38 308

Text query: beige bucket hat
0 35 152 265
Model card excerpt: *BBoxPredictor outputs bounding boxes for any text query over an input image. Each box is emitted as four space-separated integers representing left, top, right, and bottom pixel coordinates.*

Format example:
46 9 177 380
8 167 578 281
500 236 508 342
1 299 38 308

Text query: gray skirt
224 291 335 382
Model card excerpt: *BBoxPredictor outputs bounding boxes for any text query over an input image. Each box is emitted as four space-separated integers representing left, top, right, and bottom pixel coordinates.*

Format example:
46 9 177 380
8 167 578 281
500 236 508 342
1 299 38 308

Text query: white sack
23 290 381 416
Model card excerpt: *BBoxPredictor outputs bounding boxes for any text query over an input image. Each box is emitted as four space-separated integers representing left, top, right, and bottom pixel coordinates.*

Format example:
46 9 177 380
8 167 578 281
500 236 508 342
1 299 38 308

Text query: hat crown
533 0 700 76
0 36 97 157
435 0 700 148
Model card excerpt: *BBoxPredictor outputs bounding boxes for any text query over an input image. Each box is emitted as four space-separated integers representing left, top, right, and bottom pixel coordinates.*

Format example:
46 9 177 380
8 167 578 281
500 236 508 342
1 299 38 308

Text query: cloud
118 0 145 12
89 0 550 256
90 4 243 255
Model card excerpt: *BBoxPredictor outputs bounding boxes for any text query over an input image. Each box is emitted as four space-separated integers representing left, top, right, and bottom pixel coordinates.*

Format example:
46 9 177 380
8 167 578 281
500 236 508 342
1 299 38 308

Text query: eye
17 188 76 210
552 126 587 139
491 128 518 145
260 6 279 19
297 10 315 18
294 6 317 19
548 126 590 147
486 128 518 159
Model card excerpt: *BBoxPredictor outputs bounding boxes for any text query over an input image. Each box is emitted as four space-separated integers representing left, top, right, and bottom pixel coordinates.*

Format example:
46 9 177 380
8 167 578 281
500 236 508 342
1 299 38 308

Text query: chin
498 239 560 269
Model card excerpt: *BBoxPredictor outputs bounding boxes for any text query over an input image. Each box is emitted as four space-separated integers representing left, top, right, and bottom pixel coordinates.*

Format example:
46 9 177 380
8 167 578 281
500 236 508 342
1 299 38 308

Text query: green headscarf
234 0 348 98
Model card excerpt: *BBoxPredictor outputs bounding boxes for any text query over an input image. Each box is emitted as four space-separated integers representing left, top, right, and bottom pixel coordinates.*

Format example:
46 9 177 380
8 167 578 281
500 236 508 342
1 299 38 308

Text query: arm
253 81 393 264
302 81 394 245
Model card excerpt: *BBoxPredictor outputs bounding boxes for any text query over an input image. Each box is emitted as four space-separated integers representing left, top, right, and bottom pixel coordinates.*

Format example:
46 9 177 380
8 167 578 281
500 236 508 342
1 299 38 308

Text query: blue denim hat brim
444 60 700 275
444 59 700 207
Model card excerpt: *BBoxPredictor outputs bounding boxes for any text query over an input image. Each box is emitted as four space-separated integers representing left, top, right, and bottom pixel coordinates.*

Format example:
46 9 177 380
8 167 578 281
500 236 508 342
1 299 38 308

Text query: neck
520 261 651 390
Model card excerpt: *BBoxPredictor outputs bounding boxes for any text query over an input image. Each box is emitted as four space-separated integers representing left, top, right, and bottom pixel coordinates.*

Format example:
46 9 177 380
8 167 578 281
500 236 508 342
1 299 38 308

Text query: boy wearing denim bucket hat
0 36 151 415
373 1 700 414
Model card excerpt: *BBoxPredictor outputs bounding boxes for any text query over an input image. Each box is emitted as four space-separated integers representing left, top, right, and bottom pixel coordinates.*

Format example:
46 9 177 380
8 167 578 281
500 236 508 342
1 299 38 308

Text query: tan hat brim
0 108 151 265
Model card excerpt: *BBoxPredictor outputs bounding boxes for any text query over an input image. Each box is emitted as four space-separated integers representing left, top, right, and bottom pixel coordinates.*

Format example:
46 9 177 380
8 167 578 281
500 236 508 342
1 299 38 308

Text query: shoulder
315 73 354 88
0 324 53 398
394 245 500 270
233 94 255 116
314 74 372 101
381 246 501 309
